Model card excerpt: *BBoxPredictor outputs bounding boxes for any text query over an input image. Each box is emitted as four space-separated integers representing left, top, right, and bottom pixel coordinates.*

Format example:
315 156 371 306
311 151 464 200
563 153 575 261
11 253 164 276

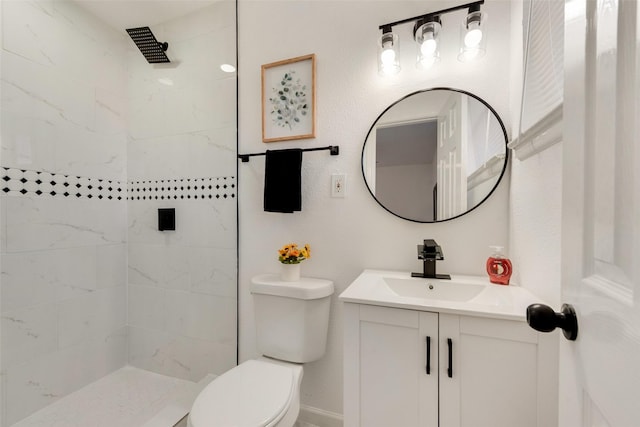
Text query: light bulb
464 26 483 48
380 48 396 65
420 38 437 56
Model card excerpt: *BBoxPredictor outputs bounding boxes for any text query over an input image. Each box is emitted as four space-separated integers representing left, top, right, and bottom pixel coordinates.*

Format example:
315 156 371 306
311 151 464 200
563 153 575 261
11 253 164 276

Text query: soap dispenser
486 246 512 285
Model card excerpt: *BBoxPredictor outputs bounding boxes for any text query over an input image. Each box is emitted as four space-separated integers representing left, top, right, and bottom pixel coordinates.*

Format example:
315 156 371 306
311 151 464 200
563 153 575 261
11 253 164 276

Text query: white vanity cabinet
344 303 554 427
344 304 439 427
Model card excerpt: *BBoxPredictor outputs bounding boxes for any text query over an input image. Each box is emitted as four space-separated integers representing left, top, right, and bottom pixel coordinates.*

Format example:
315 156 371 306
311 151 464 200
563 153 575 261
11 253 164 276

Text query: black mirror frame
361 87 510 223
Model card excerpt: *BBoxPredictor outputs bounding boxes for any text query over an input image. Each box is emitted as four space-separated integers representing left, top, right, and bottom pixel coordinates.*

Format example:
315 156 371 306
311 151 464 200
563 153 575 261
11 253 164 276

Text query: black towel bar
238 146 339 163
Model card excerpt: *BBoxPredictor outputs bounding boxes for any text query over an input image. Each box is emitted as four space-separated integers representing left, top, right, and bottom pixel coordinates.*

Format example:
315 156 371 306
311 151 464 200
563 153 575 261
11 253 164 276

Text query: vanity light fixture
377 0 486 74
377 26 401 76
414 16 442 69
458 3 487 62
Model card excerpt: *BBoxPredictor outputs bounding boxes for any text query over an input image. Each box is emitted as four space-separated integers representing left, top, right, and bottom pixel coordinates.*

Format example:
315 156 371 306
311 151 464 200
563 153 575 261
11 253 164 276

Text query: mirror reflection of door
437 93 467 220
375 119 438 222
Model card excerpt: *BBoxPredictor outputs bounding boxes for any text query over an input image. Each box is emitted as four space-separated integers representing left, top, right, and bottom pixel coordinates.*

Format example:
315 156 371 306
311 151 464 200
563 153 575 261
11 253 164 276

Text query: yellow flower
277 243 311 264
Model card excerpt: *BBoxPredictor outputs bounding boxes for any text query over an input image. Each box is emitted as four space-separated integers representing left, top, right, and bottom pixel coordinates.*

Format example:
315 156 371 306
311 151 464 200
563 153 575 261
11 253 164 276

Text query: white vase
280 263 301 282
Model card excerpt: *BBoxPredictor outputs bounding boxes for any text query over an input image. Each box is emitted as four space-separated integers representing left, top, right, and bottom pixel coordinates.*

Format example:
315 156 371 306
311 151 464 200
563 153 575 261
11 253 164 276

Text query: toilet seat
188 359 297 427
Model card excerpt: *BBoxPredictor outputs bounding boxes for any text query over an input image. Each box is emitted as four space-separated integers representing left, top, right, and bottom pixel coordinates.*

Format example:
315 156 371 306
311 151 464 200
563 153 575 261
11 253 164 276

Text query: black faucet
411 239 451 279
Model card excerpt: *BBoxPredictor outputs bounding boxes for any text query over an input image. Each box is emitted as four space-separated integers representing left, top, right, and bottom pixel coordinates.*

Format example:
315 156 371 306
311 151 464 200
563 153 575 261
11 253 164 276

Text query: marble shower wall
125 2 238 383
0 1 128 425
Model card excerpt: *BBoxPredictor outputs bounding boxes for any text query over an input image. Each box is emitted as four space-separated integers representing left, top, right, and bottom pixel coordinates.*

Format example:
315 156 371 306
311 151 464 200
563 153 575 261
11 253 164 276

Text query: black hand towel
264 149 303 213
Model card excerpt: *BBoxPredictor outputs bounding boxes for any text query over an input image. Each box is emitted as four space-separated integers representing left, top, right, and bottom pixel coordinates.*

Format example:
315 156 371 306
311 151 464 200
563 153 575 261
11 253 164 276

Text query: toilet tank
251 274 334 363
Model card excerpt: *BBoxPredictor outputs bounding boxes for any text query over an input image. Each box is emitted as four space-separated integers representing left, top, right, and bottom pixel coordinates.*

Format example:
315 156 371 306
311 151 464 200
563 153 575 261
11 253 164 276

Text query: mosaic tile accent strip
0 167 236 202
127 177 236 201
1 167 125 200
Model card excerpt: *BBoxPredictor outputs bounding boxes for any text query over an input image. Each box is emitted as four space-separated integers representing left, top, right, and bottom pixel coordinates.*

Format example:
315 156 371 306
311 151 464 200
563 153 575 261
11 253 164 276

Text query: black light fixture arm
378 0 484 31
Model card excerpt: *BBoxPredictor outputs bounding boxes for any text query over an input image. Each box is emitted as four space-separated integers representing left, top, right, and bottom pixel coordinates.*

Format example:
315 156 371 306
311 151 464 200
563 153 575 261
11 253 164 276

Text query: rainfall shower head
126 26 170 63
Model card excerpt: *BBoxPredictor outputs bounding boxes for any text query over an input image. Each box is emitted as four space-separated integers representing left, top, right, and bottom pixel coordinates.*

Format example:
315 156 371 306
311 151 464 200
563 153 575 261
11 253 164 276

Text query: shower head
126 26 170 63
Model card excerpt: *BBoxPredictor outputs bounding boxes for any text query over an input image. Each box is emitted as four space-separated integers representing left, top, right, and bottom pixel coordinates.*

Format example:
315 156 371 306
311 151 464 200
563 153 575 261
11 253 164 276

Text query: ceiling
73 0 219 31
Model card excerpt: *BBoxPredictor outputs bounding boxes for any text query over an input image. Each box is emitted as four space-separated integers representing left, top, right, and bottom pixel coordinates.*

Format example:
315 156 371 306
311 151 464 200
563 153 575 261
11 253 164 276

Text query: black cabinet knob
526 303 578 341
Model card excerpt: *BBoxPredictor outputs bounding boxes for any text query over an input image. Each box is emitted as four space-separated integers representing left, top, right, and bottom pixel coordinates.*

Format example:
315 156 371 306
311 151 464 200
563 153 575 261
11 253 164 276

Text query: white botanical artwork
262 54 316 142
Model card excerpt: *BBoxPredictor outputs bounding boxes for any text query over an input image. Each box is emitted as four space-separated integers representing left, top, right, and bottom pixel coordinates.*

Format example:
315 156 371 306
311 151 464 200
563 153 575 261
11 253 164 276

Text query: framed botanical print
261 54 316 142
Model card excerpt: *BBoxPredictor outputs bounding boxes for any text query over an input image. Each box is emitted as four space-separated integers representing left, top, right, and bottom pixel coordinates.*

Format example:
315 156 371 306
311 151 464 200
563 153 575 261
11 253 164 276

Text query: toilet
188 273 334 427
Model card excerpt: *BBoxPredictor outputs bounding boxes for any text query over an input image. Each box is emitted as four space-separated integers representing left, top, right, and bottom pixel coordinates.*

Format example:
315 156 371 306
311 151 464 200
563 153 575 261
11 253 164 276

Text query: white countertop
339 269 546 321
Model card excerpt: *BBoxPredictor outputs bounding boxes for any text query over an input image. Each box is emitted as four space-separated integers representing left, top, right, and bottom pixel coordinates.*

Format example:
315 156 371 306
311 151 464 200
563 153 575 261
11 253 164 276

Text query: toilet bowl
188 358 303 427
187 274 333 427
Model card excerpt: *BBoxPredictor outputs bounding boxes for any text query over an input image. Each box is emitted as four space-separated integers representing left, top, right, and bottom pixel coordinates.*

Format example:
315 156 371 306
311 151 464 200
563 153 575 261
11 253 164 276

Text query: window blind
511 0 564 159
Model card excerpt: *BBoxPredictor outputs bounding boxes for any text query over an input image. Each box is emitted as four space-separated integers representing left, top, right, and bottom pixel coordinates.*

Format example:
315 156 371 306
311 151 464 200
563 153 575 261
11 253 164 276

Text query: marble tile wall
1 1 128 178
125 1 237 384
0 1 129 424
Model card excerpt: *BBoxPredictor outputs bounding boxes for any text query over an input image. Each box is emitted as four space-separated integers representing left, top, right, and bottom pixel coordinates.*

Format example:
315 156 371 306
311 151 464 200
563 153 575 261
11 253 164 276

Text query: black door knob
526 303 578 341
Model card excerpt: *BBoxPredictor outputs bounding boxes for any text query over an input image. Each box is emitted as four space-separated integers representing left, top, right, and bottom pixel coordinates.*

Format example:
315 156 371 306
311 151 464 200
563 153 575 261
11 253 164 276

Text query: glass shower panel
125 0 238 383
0 0 237 425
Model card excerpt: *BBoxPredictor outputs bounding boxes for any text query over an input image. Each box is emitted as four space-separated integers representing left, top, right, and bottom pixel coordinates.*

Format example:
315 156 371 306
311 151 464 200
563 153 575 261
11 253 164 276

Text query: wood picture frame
261 54 316 142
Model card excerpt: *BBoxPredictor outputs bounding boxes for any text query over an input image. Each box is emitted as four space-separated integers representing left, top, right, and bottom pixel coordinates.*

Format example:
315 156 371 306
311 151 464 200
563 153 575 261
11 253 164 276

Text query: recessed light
220 64 236 73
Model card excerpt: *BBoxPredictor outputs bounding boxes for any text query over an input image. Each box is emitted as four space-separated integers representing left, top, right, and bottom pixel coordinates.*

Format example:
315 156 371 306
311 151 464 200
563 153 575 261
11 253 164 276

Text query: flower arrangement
278 243 311 264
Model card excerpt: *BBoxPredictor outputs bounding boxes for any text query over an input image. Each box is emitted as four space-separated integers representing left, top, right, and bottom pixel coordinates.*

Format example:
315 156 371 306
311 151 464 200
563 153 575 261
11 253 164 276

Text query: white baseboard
297 404 343 427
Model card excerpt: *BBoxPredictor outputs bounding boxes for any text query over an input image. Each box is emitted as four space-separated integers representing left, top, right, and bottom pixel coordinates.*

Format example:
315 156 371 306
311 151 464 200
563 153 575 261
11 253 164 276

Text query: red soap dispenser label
486 257 512 285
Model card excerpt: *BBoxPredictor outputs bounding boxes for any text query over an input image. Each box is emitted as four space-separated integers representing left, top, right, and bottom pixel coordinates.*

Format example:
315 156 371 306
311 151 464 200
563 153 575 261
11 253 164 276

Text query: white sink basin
383 277 484 302
339 269 545 321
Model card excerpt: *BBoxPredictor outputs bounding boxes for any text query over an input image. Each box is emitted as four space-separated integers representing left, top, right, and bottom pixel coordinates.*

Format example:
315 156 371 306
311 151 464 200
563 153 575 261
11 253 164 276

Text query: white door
561 0 640 425
437 93 467 220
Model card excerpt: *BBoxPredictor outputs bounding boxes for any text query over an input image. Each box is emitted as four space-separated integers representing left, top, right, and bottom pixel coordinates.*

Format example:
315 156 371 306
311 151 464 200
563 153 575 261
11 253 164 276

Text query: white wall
126 1 238 383
376 163 435 221
238 0 513 416
0 1 128 424
509 145 562 307
507 1 560 424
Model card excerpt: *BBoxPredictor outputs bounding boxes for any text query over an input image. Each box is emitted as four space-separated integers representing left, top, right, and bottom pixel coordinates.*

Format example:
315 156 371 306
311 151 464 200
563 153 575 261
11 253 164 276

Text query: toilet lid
189 360 295 427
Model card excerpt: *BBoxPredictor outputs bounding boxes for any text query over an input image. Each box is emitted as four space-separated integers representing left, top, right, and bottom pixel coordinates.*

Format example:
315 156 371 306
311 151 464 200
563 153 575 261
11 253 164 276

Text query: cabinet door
439 314 551 427
344 304 438 427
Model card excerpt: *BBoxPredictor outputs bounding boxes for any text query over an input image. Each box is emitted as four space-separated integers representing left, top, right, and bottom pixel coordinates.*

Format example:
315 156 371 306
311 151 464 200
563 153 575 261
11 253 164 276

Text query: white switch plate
331 173 346 198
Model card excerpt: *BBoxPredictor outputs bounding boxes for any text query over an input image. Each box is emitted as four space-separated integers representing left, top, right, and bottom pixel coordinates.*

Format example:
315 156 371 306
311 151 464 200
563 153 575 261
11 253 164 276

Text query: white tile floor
10 366 204 427
9 365 321 427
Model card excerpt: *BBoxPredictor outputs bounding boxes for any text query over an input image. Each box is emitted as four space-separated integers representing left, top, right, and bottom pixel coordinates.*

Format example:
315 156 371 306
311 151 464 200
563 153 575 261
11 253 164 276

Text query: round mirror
362 88 509 223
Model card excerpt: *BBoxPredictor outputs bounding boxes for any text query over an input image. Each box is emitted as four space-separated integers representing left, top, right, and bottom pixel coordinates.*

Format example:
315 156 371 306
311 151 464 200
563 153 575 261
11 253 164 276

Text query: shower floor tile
11 366 198 427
